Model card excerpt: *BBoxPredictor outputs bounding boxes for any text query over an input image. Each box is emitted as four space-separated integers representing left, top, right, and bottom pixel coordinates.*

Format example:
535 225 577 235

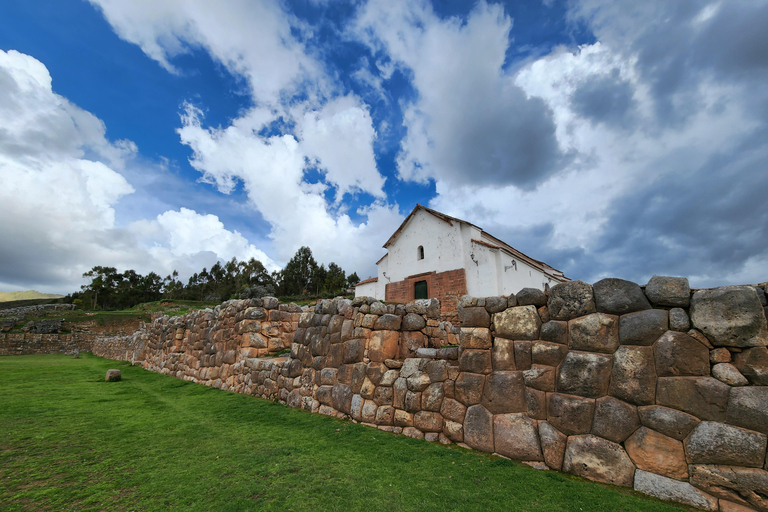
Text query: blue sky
1 0 767 294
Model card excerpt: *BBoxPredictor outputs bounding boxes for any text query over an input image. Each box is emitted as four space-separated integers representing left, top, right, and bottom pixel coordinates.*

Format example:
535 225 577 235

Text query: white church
355 205 568 309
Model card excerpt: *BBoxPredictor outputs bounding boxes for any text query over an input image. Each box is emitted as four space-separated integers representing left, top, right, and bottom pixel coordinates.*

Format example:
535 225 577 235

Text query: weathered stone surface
394 409 413 427
591 396 640 443
361 399 378 422
404 391 420 412
491 338 515 370
645 276 691 308
523 365 556 392
517 288 547 307
493 306 541 340
540 320 568 345
459 327 492 349
406 371 431 392
690 286 768 347
460 307 490 328
374 314 401 331
625 427 687 480
484 296 508 314
689 465 768 512
685 422 767 467
656 377 730 421
459 349 492 374
711 347 732 363
669 308 690 332
393 378 407 409
422 382 444 411
494 413 543 461
563 434 635 487
547 393 595 436
593 278 651 315
557 351 612 398
414 411 443 432
548 281 596 321
526 387 547 420
531 341 568 366
638 405 700 441
343 339 365 363
425 359 448 382
373 386 393 406
402 313 426 331
713 363 749 386
732 348 768 385
332 383 353 414
375 405 394 425
105 369 121 382
619 309 668 346
634 470 718 511
399 331 425 359
464 405 494 452
727 386 768 435
481 371 525 414
654 331 710 377
513 340 532 371
441 398 467 423
539 421 567 470
569 313 619 354
368 330 399 362
610 346 657 405
455 373 485 406
444 420 463 443
402 426 423 439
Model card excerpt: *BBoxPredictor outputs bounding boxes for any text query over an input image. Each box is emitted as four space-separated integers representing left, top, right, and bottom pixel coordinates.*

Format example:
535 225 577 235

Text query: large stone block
548 281 596 321
685 422 767 467
609 346 656 405
656 377 730 421
625 427 687 480
460 307 490 328
523 364 556 392
619 309 668 346
690 286 768 347
421 382 445 412
539 421 567 470
669 308 690 332
493 306 541 340
591 396 640 443
689 465 768 512
491 338 515 371
593 278 651 315
526 387 547 420
547 393 595 436
531 341 568 366
481 371 525 414
331 383 353 414
374 314 401 331
568 313 619 354
563 434 636 487
654 331 710 377
516 288 547 307
464 404 494 452
638 405 700 440
368 330 399 362
557 351 612 398
459 327 492 349
513 340 532 371
727 386 768 435
634 470 717 511
455 372 485 406
712 363 749 386
459 349 492 374
540 320 568 345
732 348 768 386
645 276 691 308
414 411 443 432
494 413 543 461
402 313 426 331
440 398 467 423
399 331 425 359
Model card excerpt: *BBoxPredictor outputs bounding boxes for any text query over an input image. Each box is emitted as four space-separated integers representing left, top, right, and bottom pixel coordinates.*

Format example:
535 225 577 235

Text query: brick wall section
385 268 467 323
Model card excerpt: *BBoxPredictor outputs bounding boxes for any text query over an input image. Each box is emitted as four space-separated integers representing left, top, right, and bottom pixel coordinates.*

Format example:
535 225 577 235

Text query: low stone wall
0 303 75 318
66 281 768 511
0 332 91 356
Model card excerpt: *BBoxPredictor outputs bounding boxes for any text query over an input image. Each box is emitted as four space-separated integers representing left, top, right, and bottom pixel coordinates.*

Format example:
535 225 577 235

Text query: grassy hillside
0 290 64 302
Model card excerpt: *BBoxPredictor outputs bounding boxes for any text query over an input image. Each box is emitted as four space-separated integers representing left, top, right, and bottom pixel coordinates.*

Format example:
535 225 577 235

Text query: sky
0 0 767 295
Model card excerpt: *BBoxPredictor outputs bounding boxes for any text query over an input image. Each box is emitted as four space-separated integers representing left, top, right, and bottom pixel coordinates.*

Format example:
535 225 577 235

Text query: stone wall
0 332 92 356
55 280 768 511
0 303 75 318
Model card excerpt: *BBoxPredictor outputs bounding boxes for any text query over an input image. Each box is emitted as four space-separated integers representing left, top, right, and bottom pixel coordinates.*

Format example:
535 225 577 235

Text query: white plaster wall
381 209 463 283
354 281 379 299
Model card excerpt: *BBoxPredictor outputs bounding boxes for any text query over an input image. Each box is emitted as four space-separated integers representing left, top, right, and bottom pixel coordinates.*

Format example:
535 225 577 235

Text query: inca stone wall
86 279 768 512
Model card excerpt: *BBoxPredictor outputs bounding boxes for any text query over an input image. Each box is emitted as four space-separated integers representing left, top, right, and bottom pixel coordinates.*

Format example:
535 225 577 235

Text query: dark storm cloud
570 68 636 128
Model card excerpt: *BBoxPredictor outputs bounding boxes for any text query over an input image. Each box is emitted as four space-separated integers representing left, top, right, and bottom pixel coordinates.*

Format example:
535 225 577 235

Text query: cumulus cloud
0 50 284 293
352 0 568 190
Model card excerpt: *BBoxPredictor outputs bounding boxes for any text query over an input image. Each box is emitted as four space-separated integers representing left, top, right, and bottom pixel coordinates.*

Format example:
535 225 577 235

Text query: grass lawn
0 354 691 512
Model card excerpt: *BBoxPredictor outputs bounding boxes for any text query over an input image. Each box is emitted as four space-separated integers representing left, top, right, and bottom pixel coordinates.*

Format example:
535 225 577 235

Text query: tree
325 262 346 294
346 272 360 288
279 246 318 295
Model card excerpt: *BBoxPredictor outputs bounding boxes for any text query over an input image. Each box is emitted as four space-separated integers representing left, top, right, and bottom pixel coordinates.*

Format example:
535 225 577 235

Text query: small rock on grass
105 369 122 382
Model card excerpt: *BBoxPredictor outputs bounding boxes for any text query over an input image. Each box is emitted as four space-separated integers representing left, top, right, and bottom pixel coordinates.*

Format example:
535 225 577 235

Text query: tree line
69 246 360 310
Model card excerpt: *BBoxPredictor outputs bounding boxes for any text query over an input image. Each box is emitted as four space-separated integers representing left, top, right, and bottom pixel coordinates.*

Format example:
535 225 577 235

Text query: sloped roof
355 277 378 287
384 204 568 282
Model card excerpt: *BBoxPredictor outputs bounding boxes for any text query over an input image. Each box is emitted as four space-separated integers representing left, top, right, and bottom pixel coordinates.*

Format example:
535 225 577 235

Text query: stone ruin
86 277 768 511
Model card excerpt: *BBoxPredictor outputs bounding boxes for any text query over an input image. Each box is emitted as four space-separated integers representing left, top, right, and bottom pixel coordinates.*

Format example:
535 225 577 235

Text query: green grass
0 355 690 512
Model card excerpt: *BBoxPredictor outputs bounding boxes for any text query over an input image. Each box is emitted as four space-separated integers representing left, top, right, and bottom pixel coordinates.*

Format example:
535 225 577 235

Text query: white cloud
0 50 286 293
